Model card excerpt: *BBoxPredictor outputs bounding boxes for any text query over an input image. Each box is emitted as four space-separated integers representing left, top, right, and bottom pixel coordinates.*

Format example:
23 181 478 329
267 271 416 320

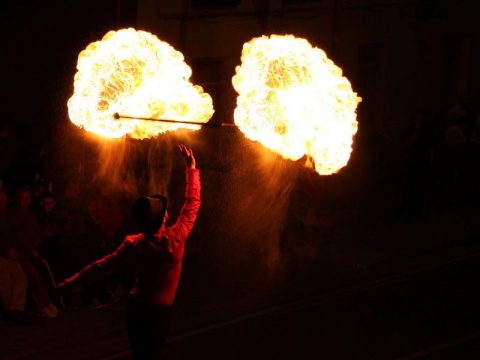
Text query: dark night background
1 1 480 359
2 1 121 126
1 0 479 297
1 0 140 190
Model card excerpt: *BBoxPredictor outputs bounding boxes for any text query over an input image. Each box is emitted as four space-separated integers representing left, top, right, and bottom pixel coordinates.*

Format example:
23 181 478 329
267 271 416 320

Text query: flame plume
232 35 361 175
68 28 214 139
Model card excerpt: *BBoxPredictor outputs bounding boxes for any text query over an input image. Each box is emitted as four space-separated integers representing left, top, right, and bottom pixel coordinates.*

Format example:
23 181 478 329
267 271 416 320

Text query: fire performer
57 144 200 360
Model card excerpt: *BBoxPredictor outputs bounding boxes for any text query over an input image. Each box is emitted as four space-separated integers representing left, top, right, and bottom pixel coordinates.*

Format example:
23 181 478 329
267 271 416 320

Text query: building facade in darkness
132 0 480 135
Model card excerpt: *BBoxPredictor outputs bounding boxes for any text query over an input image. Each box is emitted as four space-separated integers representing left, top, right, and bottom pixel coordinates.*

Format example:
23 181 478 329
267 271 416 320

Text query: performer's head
132 195 168 235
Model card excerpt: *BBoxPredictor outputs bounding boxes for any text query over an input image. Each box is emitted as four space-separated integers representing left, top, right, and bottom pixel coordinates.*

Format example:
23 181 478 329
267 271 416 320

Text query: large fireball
68 28 214 139
232 35 361 175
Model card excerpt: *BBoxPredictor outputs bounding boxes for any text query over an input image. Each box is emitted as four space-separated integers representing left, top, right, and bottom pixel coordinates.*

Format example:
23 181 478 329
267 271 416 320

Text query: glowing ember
232 35 361 175
68 28 214 139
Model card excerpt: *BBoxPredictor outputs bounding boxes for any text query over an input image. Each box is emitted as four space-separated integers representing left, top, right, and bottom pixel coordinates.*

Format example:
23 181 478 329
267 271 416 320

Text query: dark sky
1 0 122 139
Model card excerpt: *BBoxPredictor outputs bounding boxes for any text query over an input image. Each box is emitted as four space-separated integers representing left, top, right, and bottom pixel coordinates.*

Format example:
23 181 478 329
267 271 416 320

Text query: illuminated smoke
232 34 361 175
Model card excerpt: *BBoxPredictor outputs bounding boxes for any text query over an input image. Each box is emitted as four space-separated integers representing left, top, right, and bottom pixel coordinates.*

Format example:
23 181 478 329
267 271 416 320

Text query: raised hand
178 144 196 169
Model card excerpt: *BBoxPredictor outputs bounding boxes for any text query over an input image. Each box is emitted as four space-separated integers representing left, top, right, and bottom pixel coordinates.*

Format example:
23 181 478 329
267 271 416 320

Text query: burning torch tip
113 112 120 120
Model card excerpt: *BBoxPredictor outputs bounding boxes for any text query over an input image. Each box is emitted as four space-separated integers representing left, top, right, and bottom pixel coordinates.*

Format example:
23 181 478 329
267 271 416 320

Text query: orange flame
68 28 214 139
232 35 361 175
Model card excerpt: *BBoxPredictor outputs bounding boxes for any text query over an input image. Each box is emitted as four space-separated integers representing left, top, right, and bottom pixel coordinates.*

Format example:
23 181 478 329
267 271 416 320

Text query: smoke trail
94 137 175 198
178 126 305 307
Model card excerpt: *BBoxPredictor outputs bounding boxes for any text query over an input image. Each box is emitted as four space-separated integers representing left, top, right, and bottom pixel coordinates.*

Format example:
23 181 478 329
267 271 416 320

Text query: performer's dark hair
132 195 167 235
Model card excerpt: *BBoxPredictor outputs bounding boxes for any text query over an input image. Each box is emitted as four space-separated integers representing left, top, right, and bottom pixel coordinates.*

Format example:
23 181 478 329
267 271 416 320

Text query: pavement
1 198 479 360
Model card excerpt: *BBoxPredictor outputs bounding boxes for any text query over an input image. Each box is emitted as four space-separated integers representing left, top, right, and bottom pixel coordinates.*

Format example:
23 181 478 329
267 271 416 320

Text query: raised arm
164 145 201 249
178 144 196 169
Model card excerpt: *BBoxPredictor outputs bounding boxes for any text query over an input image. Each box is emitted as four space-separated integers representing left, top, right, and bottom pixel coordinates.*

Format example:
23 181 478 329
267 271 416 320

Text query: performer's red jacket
63 169 201 305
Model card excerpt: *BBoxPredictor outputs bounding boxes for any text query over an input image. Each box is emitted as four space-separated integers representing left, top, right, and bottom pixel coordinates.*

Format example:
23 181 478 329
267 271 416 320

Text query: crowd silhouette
0 116 137 323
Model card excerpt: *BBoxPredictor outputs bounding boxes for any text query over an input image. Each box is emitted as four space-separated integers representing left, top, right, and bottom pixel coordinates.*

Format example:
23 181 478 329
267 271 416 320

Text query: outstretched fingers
178 144 196 169
178 144 190 157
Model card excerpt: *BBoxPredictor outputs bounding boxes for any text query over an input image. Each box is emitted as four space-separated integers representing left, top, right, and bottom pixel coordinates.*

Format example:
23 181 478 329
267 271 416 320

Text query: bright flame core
232 35 361 175
68 28 214 139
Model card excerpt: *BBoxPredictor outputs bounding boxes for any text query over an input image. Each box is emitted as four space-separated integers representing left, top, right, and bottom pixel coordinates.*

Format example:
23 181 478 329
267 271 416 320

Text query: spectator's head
131 195 167 235
42 193 56 213
15 187 32 210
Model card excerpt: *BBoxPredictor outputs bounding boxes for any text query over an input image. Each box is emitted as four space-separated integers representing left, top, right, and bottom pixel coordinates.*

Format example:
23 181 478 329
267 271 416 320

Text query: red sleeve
64 236 137 291
164 169 201 253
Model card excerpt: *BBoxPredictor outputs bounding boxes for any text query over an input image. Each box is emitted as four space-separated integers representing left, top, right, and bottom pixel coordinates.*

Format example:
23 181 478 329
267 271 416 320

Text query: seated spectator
36 192 64 283
0 190 34 324
77 195 110 309
93 183 130 302
54 186 111 308
12 186 59 318
54 180 91 276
